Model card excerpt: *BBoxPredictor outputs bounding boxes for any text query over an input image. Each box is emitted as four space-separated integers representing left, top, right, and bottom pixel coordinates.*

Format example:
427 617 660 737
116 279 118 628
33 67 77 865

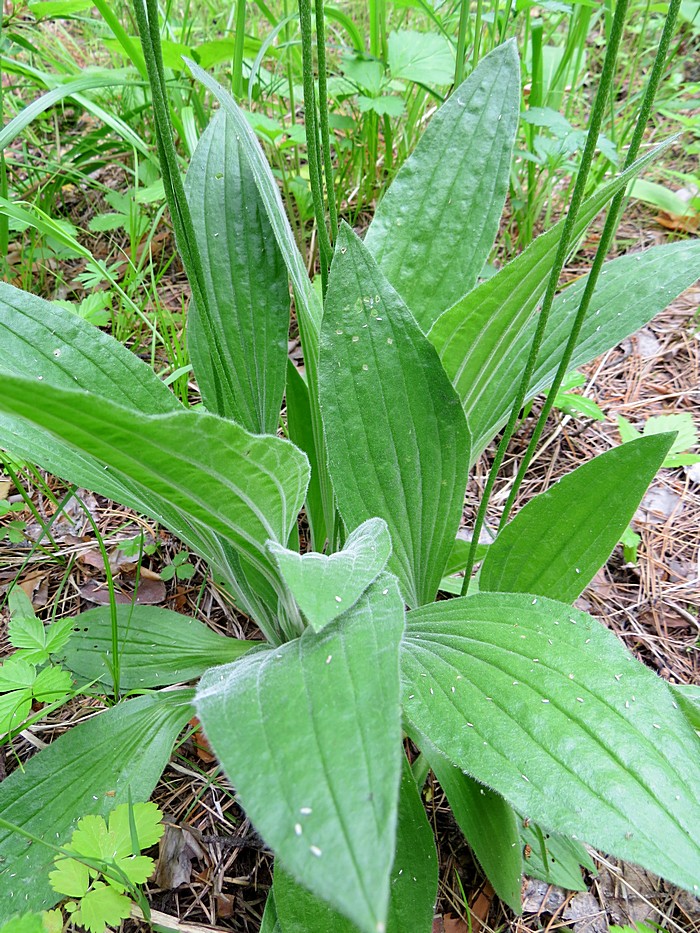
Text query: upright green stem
314 0 338 240
298 0 333 290
232 0 247 99
499 0 682 528
133 0 232 416
282 0 300 174
472 0 484 70
461 0 631 593
454 0 469 88
0 12 7 278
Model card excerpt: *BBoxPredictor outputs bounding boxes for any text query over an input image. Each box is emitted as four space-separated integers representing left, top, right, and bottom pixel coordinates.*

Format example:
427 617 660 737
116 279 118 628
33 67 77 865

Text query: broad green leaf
421 740 522 912
185 110 289 433
319 227 471 607
365 42 519 331
401 593 700 894
186 60 322 353
0 283 180 413
386 29 455 85
285 361 326 551
521 820 595 891
272 754 438 933
429 141 675 460
61 605 254 689
273 866 357 933
0 375 309 582
480 435 674 602
267 518 392 631
0 690 193 919
196 576 405 933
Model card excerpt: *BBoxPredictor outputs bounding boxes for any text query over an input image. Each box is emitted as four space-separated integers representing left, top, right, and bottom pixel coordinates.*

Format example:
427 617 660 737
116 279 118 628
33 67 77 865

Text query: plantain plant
0 2 699 929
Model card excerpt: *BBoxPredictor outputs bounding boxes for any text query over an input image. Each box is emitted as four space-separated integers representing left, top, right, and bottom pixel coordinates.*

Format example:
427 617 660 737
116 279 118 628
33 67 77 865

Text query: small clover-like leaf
72 881 132 933
0 690 32 733
49 856 91 898
68 814 113 862
110 853 155 889
32 666 72 703
8 615 48 664
44 616 74 656
108 801 164 856
0 657 36 692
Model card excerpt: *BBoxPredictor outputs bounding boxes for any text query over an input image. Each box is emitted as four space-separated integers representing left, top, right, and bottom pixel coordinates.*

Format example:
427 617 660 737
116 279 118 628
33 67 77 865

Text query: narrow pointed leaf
267 518 392 631
522 240 700 410
261 891 283 933
61 605 254 689
401 593 700 894
196 576 405 933
273 754 437 933
421 741 522 912
385 755 438 933
0 690 193 919
185 110 289 433
0 282 180 413
364 42 520 330
0 375 309 578
319 226 471 607
186 59 322 352
480 435 674 602
429 141 674 460
286 361 326 551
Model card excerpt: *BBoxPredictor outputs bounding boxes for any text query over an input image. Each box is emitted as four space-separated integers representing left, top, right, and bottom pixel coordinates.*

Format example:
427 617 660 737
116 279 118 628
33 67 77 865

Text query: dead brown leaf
155 820 207 889
79 577 166 605
563 891 606 933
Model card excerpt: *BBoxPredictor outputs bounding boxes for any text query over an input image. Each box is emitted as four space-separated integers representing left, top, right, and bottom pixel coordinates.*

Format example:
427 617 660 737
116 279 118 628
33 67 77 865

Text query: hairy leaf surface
429 142 673 460
319 226 470 607
480 435 673 601
196 576 405 933
185 110 289 432
0 691 192 919
0 283 180 413
422 741 522 912
62 605 254 689
187 60 322 349
0 375 309 579
364 42 519 330
268 518 392 632
273 754 437 933
402 593 700 893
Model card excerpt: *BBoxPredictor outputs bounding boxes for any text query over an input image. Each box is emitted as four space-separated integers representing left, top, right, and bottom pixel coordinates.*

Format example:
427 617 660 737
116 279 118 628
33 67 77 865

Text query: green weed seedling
48 802 163 933
0 588 73 737
0 1 698 930
159 550 195 582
